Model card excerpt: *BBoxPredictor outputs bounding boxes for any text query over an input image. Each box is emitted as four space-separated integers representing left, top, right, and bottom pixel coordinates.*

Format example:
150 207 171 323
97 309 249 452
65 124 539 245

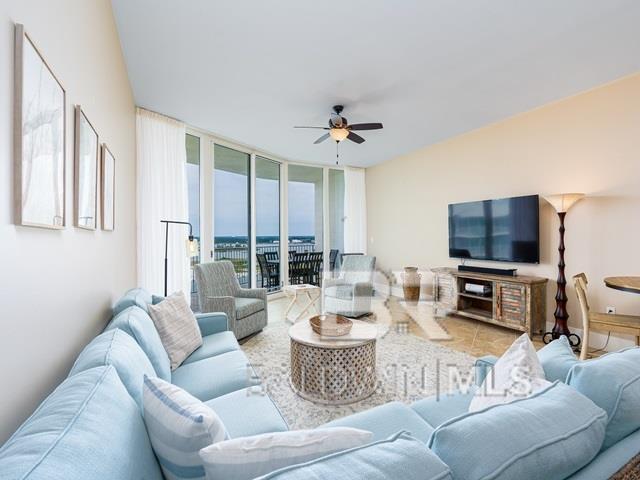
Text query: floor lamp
161 220 199 296
542 193 585 347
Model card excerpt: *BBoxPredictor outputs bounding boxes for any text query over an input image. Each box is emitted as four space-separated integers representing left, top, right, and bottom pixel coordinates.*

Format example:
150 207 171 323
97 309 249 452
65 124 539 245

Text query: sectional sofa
0 287 638 479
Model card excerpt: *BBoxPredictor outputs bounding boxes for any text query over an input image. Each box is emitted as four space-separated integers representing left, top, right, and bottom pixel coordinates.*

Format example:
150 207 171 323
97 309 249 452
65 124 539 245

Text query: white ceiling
111 0 640 167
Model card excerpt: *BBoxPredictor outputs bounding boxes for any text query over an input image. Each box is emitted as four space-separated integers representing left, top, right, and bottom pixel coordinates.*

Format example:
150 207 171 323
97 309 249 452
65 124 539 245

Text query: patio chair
324 255 376 318
195 260 267 339
256 253 279 289
329 249 339 272
307 251 324 286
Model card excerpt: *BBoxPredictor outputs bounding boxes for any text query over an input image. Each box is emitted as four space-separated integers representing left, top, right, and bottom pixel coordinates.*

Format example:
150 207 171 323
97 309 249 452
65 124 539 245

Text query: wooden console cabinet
432 267 548 336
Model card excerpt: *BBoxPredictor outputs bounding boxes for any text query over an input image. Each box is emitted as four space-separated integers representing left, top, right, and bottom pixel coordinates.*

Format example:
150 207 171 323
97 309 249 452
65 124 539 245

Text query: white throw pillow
148 291 203 370
469 333 550 412
198 427 373 480
143 376 228 480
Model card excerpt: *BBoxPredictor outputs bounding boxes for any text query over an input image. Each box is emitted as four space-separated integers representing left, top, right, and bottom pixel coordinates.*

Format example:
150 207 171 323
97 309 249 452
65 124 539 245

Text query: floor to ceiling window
288 164 323 285
186 134 200 305
328 168 345 273
186 129 345 293
213 144 251 287
255 157 281 291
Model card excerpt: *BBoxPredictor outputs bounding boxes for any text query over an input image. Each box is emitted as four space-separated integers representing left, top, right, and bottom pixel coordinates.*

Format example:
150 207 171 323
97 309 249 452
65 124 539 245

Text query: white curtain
344 167 368 254
136 108 190 297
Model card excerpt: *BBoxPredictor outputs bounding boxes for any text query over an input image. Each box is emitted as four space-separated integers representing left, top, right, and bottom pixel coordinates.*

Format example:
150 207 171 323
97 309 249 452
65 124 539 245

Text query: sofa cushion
107 305 171 381
143 376 228 480
69 329 155 408
204 387 288 438
411 390 475 428
199 428 372 480
235 297 264 319
428 382 607 480
256 431 452 480
182 331 239 365
537 336 579 382
324 284 353 300
566 347 640 449
566 427 640 480
0 366 162 480
322 401 434 443
172 350 258 401
112 287 153 315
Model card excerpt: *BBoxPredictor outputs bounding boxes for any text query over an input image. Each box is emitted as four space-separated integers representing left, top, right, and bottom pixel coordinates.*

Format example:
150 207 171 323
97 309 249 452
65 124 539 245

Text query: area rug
611 454 640 480
242 320 477 430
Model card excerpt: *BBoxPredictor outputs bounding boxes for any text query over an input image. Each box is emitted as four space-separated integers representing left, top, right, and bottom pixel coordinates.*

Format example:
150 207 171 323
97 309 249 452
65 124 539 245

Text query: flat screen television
448 194 540 264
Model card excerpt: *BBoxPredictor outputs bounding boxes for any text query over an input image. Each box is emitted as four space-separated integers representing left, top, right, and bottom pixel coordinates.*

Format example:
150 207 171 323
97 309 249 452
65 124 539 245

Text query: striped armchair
194 261 267 339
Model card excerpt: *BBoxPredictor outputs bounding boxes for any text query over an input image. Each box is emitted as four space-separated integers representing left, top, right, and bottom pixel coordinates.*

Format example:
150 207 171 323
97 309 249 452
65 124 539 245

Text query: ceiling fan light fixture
329 128 349 142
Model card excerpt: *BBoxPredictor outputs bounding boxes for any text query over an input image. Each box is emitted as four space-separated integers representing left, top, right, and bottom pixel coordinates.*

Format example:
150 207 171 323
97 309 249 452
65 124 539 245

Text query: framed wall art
14 23 66 229
74 106 99 230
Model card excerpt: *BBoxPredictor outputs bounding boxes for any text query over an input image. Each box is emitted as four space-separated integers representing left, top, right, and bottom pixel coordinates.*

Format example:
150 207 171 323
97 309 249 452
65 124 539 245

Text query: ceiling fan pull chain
336 141 339 165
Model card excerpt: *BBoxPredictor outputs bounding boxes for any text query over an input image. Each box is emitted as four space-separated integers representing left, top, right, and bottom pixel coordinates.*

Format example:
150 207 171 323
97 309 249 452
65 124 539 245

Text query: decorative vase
402 267 421 302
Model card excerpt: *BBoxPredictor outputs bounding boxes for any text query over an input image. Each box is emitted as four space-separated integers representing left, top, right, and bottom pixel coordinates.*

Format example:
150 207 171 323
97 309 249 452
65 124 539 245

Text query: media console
432 267 548 336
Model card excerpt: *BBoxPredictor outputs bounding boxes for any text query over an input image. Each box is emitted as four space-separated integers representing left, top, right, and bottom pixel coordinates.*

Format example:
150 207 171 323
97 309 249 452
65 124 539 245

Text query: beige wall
0 1 135 442
367 73 640 348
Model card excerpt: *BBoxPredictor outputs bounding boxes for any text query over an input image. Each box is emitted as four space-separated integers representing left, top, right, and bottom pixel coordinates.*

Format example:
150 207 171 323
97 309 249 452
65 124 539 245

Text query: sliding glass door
287 164 323 285
255 157 281 291
187 131 346 294
213 144 251 287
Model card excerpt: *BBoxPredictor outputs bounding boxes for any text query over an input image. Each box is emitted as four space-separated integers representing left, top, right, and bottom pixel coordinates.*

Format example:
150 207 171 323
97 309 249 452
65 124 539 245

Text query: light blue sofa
0 287 639 479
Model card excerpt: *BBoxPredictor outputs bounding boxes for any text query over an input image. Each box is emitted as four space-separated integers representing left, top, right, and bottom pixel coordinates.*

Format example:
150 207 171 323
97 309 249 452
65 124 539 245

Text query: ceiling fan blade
348 122 383 131
294 126 330 129
347 131 365 144
313 133 330 144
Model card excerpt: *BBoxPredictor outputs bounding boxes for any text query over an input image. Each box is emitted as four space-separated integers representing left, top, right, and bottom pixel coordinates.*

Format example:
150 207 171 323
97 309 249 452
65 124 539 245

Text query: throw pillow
142 376 228 480
469 333 549 412
199 427 373 480
148 291 202 370
256 431 452 480
537 335 579 382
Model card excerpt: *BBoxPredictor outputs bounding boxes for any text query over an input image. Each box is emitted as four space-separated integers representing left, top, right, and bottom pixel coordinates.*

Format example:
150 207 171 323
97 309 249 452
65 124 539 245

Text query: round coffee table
288 318 378 405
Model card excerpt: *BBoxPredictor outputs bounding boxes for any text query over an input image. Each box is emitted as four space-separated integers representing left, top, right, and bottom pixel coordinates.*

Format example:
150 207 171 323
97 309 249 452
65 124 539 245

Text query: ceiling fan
294 105 383 145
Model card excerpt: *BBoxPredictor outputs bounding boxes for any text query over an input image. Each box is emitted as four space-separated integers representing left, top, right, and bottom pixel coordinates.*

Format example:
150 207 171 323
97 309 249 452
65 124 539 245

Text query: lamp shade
544 193 585 213
186 238 199 258
329 128 349 142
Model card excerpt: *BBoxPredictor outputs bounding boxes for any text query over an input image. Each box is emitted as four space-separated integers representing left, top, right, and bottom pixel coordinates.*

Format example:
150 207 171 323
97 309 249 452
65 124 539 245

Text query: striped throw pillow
142 376 228 480
199 428 373 480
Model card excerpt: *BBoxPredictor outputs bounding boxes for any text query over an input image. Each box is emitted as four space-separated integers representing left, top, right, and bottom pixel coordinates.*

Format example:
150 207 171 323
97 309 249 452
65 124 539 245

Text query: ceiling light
329 128 349 142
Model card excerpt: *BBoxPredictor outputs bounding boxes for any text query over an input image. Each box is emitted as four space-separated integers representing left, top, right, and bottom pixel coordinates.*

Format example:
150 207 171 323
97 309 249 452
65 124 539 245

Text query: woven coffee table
288 318 378 405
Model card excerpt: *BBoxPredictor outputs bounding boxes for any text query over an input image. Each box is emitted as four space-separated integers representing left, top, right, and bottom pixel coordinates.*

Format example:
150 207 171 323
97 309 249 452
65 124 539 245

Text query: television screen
448 194 540 264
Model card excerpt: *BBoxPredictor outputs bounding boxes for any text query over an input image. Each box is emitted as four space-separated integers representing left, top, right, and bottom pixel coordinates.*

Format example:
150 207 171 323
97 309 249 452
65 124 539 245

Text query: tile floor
267 294 545 358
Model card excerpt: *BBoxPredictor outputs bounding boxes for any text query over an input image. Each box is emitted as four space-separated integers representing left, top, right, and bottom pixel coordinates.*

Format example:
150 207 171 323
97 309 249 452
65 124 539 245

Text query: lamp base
542 330 581 351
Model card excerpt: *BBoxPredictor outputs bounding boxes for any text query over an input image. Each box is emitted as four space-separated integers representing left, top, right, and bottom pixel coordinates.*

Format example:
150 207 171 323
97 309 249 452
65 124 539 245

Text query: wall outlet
606 306 616 314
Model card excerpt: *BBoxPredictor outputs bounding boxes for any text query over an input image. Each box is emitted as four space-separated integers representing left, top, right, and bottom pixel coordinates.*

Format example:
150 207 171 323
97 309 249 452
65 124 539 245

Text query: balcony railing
212 242 317 288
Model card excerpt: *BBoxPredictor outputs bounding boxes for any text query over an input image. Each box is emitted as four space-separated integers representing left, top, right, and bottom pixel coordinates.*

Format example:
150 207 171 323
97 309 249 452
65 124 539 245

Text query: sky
188 169 317 238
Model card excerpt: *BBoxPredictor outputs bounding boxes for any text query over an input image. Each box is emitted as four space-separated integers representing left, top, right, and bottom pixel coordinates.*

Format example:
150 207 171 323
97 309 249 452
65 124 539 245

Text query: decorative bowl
309 314 353 337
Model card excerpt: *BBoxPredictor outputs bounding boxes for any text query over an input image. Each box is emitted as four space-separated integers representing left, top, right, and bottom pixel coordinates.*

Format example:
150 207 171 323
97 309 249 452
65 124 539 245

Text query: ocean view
214 235 315 247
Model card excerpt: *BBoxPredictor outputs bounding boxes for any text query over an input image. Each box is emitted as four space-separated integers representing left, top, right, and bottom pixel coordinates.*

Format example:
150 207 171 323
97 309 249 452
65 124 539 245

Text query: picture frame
14 23 66 229
101 144 115 231
74 105 99 230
